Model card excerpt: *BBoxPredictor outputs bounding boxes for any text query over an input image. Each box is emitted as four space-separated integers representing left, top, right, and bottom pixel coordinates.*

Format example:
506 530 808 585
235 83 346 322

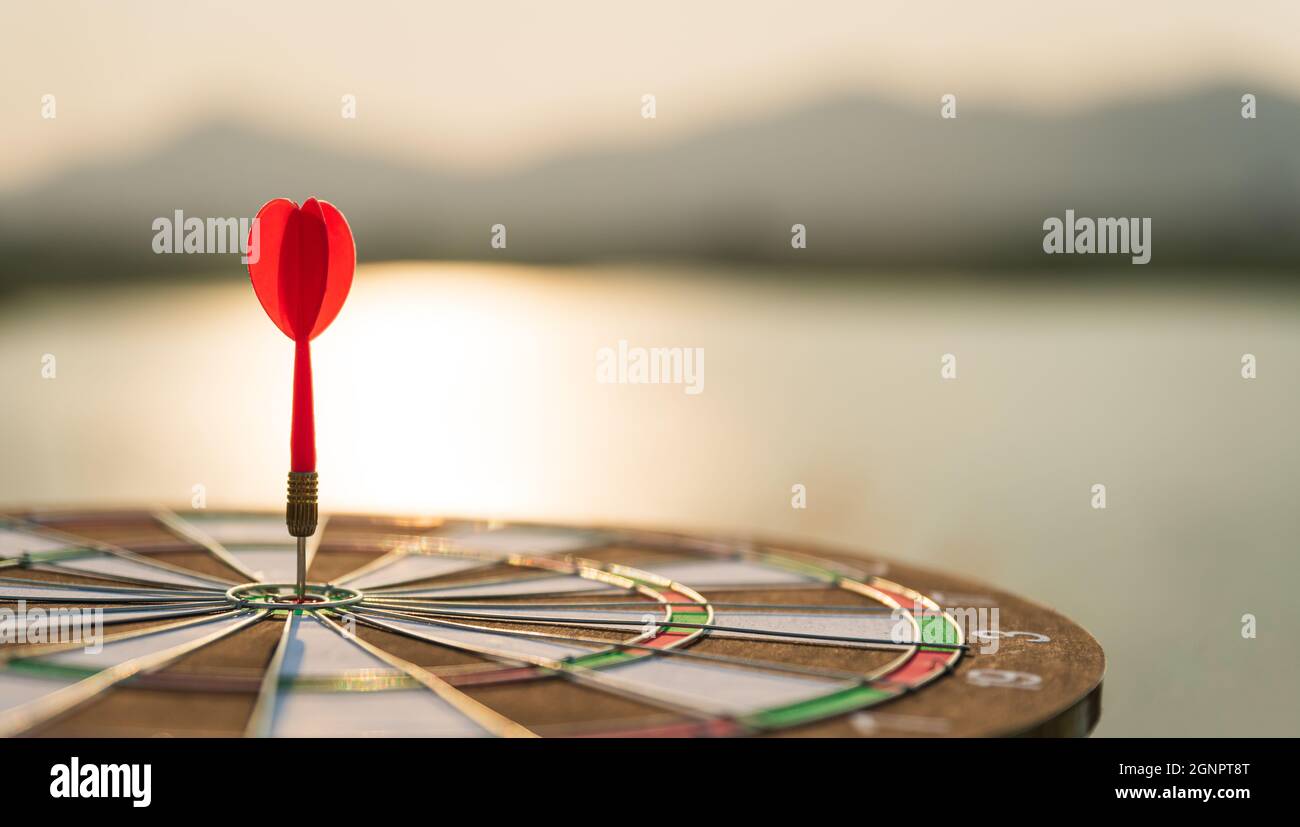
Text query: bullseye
224 582 363 611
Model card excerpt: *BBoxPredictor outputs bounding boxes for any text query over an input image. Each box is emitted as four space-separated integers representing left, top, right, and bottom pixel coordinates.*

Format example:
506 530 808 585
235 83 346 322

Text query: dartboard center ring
225 582 364 610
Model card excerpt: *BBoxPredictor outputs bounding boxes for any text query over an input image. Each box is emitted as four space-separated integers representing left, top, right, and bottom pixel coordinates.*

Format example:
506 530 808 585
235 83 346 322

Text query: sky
3 1 1299 188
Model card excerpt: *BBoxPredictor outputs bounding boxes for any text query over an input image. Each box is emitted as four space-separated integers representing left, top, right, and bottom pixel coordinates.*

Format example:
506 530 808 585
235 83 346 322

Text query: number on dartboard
966 669 1043 690
968 630 1050 643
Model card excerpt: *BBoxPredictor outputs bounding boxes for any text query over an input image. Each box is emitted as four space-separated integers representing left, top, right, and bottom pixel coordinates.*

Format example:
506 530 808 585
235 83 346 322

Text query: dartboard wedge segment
0 510 1104 738
0 610 267 737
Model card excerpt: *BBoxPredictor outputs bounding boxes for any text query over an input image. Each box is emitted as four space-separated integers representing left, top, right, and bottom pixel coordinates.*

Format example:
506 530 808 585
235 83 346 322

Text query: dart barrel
285 471 318 537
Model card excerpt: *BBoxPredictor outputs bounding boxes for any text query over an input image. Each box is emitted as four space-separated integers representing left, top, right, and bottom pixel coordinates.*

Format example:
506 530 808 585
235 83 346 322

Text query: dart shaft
290 339 315 472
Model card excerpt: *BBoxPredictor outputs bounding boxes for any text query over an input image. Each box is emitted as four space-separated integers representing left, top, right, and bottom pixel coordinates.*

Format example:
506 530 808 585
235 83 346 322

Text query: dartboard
0 510 1103 737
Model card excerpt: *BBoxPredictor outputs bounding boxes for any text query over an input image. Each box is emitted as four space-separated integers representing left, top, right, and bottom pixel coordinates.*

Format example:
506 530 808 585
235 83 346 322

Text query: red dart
247 197 355 597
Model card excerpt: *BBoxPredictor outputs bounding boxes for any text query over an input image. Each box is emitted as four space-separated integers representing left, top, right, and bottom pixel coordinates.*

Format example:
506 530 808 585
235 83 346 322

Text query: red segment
880 650 950 684
643 632 690 649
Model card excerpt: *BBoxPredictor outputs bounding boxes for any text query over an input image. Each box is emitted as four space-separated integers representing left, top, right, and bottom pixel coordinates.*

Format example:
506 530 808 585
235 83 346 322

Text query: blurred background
1 1 1297 736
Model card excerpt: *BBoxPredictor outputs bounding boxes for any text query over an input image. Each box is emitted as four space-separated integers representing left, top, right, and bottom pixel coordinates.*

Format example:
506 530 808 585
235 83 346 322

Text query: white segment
595 657 850 716
221 548 297 583
280 614 398 678
271 689 489 737
419 604 664 624
0 581 210 601
712 611 910 646
630 559 823 587
344 554 485 589
368 614 596 662
37 612 252 671
380 574 620 598
0 672 69 714
0 527 71 556
178 515 290 545
9 604 226 641
436 525 605 556
40 554 223 589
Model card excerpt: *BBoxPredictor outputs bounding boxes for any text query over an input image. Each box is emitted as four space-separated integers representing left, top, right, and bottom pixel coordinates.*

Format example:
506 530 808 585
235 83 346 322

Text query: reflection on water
2 262 1297 736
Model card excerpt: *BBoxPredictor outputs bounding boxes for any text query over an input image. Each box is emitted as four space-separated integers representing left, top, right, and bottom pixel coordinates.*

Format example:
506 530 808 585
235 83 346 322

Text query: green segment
7 659 97 681
565 650 637 670
666 610 708 634
918 613 959 646
17 548 97 564
740 684 896 730
753 555 839 583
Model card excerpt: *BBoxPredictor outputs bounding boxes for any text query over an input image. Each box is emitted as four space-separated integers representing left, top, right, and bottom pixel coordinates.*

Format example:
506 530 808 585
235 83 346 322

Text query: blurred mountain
2 85 1298 285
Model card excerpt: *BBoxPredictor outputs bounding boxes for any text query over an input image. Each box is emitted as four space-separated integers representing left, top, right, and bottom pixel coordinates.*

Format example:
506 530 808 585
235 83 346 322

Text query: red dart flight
247 197 355 596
